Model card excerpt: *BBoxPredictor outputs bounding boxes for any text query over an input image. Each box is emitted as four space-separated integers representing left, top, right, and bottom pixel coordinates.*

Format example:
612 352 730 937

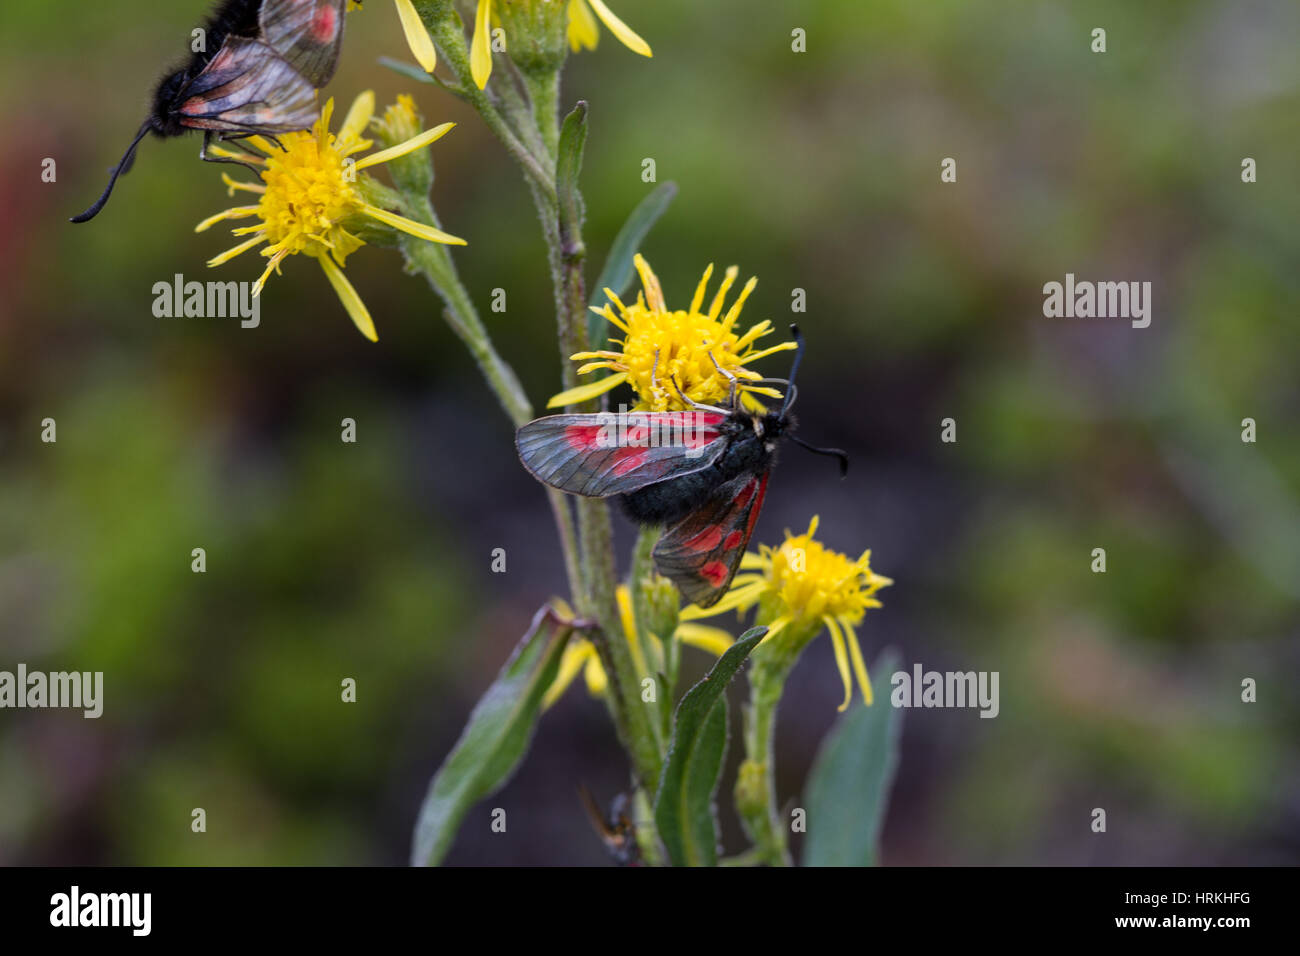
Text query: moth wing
516 411 729 498
259 0 348 88
178 37 319 133
653 471 769 608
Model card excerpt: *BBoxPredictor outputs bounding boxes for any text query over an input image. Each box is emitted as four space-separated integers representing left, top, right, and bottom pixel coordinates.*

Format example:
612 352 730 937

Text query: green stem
735 623 820 867
399 206 582 603
424 11 556 199
524 69 561 160
402 235 530 426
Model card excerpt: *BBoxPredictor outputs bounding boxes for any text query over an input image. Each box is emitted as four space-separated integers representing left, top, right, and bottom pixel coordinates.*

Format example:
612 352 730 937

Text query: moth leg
198 131 262 173
708 351 740 409
669 376 728 415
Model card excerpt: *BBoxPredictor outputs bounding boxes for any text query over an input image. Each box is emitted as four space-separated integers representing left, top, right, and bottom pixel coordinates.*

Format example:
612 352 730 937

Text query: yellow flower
682 516 893 711
547 254 796 411
471 0 651 89
544 584 735 707
197 92 465 342
394 0 438 73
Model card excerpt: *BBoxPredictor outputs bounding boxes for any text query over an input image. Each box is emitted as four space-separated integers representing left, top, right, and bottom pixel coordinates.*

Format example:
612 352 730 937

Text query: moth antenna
782 324 805 415
70 121 152 223
791 435 849 478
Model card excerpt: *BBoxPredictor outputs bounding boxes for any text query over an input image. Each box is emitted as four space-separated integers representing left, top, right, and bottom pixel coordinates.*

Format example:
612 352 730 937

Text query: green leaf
410 607 574 866
588 181 679 347
378 56 438 85
802 649 903 867
557 101 588 237
654 626 765 867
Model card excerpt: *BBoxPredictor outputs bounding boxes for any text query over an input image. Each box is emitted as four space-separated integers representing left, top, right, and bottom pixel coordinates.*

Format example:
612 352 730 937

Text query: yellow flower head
471 0 652 89
683 516 893 711
548 254 797 411
197 92 465 342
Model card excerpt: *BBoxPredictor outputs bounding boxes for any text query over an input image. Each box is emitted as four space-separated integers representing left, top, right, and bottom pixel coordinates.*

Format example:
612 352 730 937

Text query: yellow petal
824 616 853 712
582 654 608 696
244 135 277 155
543 641 593 709
679 579 765 619
221 173 264 196
470 0 493 89
633 254 666 312
546 371 628 408
339 91 376 145
616 584 648 676
318 254 378 342
741 341 799 363
355 122 456 170
194 206 260 233
842 618 873 706
674 623 734 657
585 0 652 57
707 266 739 320
206 234 266 267
361 203 467 245
721 276 758 331
567 0 600 51
252 249 288 296
688 263 715 315
394 0 437 72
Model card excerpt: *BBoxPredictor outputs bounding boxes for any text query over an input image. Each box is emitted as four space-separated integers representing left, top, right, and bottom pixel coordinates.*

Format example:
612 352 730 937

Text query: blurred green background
0 0 1296 865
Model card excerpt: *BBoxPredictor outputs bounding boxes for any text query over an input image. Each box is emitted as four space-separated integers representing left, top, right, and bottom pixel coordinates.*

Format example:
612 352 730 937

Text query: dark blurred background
0 0 1297 865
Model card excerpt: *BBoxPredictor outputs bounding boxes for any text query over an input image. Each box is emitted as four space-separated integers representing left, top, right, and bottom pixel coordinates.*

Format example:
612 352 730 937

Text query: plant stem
524 69 561 160
399 205 582 602
424 11 556 199
735 622 820 867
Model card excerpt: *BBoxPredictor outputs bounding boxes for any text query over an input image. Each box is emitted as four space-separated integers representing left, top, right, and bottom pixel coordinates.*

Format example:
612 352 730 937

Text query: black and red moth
72 0 351 223
516 325 848 608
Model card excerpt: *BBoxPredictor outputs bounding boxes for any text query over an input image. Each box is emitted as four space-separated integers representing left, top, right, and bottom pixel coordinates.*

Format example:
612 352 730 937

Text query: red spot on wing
565 425 604 450
733 483 755 509
311 6 339 42
612 447 648 476
744 476 770 536
723 531 744 550
683 525 724 552
700 561 730 587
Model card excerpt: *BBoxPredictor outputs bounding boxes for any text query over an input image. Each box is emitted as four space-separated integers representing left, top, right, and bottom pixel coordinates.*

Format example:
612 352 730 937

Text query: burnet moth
71 0 351 223
516 325 848 608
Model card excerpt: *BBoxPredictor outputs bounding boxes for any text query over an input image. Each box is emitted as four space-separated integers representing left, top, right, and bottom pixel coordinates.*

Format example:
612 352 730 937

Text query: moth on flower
682 515 893 711
196 92 465 341
551 254 796 412
470 0 652 89
518 260 849 607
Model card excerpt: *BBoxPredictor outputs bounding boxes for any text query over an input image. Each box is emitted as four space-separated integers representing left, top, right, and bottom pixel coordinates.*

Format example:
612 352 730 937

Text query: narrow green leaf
378 56 438 85
802 649 903 867
654 626 765 867
588 181 678 347
410 607 573 866
556 101 588 236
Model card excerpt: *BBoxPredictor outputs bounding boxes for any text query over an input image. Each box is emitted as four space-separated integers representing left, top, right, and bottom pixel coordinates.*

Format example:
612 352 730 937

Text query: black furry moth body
71 0 350 223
